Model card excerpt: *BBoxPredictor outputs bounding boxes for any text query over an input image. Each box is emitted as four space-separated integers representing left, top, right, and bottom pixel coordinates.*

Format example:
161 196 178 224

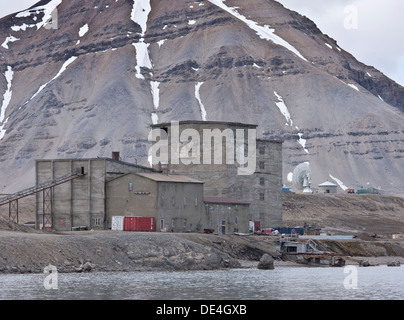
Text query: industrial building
34 121 283 233
204 197 251 234
35 157 157 231
318 181 338 194
150 121 283 228
106 172 206 233
34 156 254 234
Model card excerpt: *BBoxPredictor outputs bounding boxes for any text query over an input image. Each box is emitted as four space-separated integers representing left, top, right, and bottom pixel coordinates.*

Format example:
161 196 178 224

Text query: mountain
1 0 404 196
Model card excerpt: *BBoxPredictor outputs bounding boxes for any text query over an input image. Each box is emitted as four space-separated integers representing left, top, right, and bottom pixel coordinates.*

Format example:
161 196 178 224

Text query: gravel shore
0 228 403 274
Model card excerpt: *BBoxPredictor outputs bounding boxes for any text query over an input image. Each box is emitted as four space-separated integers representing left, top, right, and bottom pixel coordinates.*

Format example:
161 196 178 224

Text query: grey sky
1 0 403 87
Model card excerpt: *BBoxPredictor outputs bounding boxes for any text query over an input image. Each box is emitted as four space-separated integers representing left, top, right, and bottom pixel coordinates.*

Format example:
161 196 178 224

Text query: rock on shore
257 254 275 270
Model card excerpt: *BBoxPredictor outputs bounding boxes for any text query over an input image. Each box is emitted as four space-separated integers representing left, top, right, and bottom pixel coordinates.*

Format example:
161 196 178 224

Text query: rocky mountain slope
1 0 404 195
283 193 404 236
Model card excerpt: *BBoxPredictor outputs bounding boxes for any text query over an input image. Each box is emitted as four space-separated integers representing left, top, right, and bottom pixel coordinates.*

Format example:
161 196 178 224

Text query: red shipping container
124 217 155 232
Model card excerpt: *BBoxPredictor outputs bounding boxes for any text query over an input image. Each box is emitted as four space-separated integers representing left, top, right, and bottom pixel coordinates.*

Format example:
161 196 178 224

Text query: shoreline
0 230 403 275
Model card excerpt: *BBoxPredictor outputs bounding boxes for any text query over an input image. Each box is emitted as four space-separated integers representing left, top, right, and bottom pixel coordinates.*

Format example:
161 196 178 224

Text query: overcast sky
1 0 403 86
277 0 404 87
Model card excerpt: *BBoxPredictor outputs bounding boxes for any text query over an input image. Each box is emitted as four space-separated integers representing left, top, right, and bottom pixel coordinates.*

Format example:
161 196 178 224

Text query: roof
318 181 338 187
204 197 250 205
135 173 204 184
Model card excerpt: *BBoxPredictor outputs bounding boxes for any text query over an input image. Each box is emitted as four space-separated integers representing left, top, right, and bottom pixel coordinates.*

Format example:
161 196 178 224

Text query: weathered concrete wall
35 158 156 231
252 139 283 228
35 159 106 230
156 182 205 233
151 121 284 229
153 121 253 197
106 173 205 233
106 173 158 228
205 202 251 234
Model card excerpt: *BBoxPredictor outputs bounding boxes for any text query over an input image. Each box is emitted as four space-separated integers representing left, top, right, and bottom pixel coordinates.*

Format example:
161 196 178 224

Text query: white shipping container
112 216 125 231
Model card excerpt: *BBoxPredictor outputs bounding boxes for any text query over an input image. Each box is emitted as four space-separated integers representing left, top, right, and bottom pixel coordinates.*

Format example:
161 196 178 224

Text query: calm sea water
0 266 403 300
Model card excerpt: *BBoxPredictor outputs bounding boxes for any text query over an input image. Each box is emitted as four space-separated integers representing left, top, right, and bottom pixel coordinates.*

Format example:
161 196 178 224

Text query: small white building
318 181 338 194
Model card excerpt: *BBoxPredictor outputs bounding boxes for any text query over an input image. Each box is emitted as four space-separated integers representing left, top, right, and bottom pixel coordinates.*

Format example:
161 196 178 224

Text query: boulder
359 260 370 267
257 254 275 270
75 262 94 273
387 260 401 267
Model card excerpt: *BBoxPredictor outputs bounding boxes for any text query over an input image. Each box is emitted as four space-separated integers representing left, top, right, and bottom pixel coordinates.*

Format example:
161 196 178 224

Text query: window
259 161 265 170
259 146 265 155
287 246 297 253
235 216 238 225
128 182 134 191
171 219 175 228
183 219 187 228
260 193 265 201
95 218 101 226
260 177 265 186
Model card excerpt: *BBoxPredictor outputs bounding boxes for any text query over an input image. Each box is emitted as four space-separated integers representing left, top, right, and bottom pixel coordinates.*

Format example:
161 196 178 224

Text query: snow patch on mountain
133 40 152 80
11 24 36 32
0 66 14 141
208 0 307 62
151 81 160 110
297 133 309 154
329 174 348 191
195 82 207 121
150 81 160 124
131 0 151 36
274 92 309 154
1 35 20 49
348 83 360 91
274 91 292 126
151 113 159 125
79 24 89 37
28 56 77 103
157 39 167 48
14 0 62 30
